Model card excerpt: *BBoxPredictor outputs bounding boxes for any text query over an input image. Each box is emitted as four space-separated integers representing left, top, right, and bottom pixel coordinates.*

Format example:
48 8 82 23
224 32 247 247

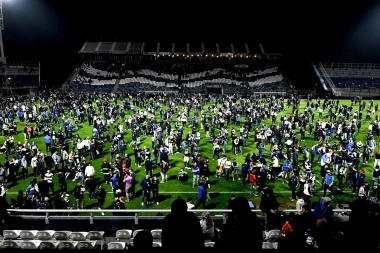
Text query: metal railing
6 208 351 225
319 63 341 96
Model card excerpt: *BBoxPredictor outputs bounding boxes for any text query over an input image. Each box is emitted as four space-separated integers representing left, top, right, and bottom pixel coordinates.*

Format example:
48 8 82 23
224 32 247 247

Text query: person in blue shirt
356 169 367 193
139 175 150 206
241 161 249 185
282 159 293 183
26 181 36 200
43 134 52 153
17 110 24 122
109 173 119 197
323 170 334 198
194 182 207 209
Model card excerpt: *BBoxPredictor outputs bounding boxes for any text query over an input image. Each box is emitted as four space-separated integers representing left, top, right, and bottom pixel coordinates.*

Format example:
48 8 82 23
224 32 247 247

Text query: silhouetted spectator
344 197 377 250
133 230 153 248
314 218 334 250
217 196 263 250
260 188 280 230
162 196 204 249
0 196 9 235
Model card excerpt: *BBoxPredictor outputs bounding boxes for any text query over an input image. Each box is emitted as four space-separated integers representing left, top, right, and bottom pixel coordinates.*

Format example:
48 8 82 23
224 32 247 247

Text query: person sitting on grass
178 168 188 183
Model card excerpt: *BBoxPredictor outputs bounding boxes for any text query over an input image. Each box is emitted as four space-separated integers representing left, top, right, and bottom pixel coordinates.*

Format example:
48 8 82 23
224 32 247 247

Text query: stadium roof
79 42 281 56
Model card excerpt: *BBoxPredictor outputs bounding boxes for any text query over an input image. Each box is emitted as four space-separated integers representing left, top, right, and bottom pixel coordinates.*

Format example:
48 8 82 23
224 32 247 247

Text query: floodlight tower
0 0 6 64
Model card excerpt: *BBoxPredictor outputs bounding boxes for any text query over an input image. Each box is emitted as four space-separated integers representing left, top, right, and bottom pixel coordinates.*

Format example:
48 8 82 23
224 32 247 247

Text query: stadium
0 0 379 250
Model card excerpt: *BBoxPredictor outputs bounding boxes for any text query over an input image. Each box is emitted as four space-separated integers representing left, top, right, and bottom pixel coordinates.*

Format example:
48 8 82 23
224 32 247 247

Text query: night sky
2 0 380 88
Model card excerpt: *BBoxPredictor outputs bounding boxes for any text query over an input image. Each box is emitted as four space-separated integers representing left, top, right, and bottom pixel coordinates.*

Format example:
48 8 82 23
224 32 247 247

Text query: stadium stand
0 61 40 95
62 41 295 95
312 62 380 97
67 56 292 95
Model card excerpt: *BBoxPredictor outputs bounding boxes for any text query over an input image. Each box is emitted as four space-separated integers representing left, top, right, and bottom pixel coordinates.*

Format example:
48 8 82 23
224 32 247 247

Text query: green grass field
1 97 375 215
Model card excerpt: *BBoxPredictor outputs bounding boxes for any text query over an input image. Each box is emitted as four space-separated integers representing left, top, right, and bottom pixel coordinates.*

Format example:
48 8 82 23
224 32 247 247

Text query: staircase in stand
112 78 120 93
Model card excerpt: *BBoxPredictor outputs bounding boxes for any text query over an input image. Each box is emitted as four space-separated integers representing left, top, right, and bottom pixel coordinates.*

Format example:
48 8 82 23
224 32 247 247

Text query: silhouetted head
133 230 153 248
171 196 187 214
231 196 251 217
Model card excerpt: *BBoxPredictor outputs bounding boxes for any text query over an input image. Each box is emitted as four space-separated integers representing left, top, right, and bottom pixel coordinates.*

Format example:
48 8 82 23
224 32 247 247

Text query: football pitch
0 96 375 215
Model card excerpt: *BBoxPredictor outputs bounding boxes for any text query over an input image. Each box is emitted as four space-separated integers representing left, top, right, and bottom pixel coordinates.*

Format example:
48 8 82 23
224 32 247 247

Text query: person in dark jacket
288 172 299 200
216 196 263 250
37 176 49 199
162 196 204 249
0 196 9 236
112 198 126 216
343 197 378 250
96 184 106 215
139 175 150 207
151 176 160 205
73 181 85 210
260 188 280 230
57 170 68 194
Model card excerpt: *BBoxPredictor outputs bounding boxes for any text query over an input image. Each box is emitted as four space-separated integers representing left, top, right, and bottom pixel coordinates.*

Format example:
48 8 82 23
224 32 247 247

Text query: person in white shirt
0 182 6 197
20 155 29 179
186 197 195 210
295 193 305 215
358 182 368 199
216 156 226 177
44 170 54 195
31 155 38 178
61 149 69 170
85 162 95 179
52 151 60 172
303 179 313 207
272 155 279 167
223 157 232 181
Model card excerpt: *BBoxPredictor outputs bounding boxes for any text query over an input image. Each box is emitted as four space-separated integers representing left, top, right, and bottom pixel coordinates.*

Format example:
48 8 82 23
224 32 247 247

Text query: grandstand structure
62 41 293 96
312 62 380 97
0 61 40 96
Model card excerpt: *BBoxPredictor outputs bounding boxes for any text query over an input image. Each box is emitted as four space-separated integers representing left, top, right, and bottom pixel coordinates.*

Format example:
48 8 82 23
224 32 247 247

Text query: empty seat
88 231 106 250
107 242 126 250
58 241 79 249
19 230 38 240
69 232 89 241
204 242 215 247
150 229 162 242
35 230 55 240
54 231 72 240
88 231 105 240
115 229 132 242
265 229 281 242
2 240 20 249
76 240 97 250
152 242 162 247
39 241 60 249
262 242 274 249
3 230 21 240
20 240 40 249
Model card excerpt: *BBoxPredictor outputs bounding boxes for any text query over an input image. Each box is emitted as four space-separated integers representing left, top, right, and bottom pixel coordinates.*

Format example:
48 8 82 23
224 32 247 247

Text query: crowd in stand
1 91 380 249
